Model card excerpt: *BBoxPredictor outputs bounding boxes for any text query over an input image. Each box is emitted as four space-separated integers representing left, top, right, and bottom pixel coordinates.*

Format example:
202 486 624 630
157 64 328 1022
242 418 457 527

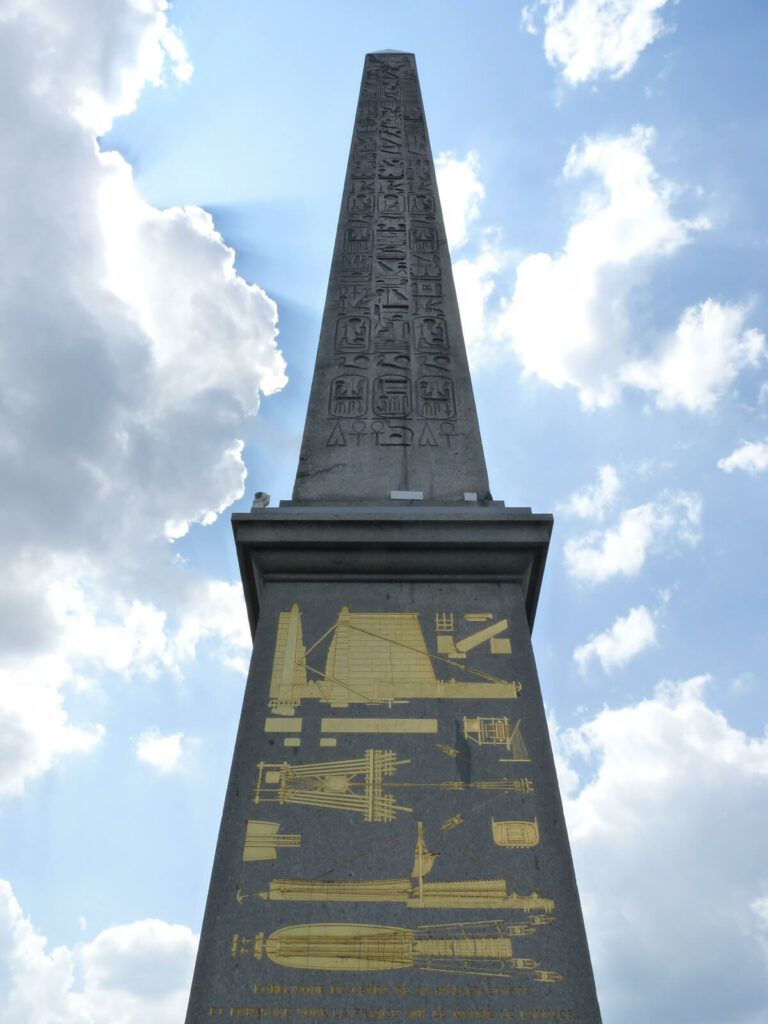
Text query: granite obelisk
185 52 602 1023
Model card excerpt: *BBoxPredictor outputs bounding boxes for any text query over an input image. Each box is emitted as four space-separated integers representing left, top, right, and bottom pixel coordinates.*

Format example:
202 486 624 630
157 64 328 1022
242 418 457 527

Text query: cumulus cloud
574 604 656 672
522 0 673 85
448 128 764 407
0 880 196 1023
559 677 768 1023
435 150 485 251
622 299 766 411
718 440 768 475
0 0 283 797
558 464 620 520
564 491 701 583
452 233 511 358
434 152 515 360
0 559 251 801
494 126 714 407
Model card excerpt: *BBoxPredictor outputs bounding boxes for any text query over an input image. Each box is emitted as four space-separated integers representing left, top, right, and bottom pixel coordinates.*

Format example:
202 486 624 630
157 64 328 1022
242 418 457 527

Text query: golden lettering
330 985 390 995
254 985 325 995
228 1011 291 1019
517 1013 574 1020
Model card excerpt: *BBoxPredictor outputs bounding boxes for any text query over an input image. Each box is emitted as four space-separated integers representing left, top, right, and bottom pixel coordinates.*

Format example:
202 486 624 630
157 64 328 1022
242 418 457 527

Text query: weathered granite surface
185 507 602 1022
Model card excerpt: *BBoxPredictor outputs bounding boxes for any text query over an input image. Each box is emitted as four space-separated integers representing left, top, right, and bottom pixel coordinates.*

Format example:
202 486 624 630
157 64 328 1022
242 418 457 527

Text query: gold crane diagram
251 919 563 981
268 604 521 715
258 821 554 917
252 750 533 823
463 717 529 759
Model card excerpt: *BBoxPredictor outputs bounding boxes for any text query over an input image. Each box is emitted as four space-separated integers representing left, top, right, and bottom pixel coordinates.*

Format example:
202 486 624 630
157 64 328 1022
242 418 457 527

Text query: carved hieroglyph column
185 53 602 1024
293 51 490 504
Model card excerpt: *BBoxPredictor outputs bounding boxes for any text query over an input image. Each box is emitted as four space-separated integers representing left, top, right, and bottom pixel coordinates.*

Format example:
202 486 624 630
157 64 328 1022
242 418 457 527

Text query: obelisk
185 52 602 1023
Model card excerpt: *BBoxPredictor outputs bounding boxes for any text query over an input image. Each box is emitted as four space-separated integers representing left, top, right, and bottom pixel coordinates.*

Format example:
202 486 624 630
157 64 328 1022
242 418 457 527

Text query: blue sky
1 1 768 1021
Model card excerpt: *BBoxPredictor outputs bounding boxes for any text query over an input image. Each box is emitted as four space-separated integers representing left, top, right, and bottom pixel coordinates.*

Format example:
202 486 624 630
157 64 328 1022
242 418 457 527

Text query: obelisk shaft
293 52 490 504
185 51 601 1024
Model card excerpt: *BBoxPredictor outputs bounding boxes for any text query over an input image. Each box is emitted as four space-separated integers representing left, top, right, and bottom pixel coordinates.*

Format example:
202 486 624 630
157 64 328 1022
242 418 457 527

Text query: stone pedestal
184 506 601 1023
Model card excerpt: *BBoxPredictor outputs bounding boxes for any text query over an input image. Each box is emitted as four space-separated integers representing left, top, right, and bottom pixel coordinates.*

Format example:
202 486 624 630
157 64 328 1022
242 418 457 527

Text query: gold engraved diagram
242 820 301 861
231 933 264 958
492 818 540 849
259 822 554 914
440 813 464 830
268 604 521 715
259 919 562 982
436 743 460 758
436 614 512 659
252 750 532 822
464 717 530 760
252 750 411 822
321 717 437 734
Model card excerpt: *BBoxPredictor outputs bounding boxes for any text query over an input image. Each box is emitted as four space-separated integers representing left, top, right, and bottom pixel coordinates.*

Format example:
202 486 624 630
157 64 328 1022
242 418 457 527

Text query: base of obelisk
184 506 601 1023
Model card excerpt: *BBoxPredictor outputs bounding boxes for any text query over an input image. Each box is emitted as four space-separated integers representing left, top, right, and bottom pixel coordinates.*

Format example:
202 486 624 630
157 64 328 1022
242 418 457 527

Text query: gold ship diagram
268 604 521 715
248 919 562 982
257 821 554 919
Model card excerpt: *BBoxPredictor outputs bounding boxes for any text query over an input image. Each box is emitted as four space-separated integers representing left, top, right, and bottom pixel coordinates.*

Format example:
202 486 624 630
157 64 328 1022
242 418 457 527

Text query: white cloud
564 491 701 583
718 440 768 475
0 880 196 1024
0 659 104 801
522 0 673 85
558 677 768 1023
449 129 763 409
622 299 766 411
433 154 515 362
0 556 250 798
494 126 713 408
0 2 282 796
135 729 186 773
172 578 252 674
574 604 657 672
452 232 511 359
435 151 485 251
558 464 620 519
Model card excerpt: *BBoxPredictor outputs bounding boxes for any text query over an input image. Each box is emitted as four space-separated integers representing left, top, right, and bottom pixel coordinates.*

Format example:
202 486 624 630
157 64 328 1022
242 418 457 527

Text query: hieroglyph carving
324 53 461 450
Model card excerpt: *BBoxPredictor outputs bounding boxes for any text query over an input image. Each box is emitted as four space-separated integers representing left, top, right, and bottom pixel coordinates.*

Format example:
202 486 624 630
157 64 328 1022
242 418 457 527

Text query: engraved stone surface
293 53 491 505
186 511 602 1022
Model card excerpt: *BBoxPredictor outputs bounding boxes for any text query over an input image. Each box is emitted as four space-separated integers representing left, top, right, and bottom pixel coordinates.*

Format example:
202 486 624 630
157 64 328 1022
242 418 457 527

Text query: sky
1 0 767 1021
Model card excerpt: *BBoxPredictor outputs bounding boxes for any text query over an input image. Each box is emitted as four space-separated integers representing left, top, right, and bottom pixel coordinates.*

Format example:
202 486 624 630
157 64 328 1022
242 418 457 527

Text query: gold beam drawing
265 718 303 732
321 718 438 734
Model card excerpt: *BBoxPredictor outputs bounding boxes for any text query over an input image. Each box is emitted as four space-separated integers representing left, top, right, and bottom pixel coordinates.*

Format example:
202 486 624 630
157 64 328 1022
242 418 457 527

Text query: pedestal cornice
232 506 553 639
